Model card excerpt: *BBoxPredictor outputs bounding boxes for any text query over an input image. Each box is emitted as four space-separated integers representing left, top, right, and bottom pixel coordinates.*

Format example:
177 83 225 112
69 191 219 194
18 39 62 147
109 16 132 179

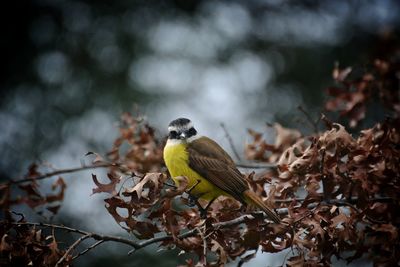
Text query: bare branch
235 162 276 169
220 122 242 161
56 234 92 267
72 240 105 261
128 228 199 254
129 212 288 255
275 196 393 205
297 105 319 133
196 226 207 265
10 222 141 249
7 161 275 186
163 182 177 188
10 163 113 184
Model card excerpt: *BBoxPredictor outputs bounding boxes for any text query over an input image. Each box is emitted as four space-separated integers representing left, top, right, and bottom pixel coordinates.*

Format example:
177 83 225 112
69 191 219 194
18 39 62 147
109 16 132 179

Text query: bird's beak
179 132 187 139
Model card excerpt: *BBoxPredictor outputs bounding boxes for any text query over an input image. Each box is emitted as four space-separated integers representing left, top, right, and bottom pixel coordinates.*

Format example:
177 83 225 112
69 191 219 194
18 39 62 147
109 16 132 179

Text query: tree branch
127 227 200 254
129 211 289 255
10 222 141 249
275 196 393 205
7 161 276 186
10 163 114 184
235 162 276 169
8 195 393 259
72 240 105 260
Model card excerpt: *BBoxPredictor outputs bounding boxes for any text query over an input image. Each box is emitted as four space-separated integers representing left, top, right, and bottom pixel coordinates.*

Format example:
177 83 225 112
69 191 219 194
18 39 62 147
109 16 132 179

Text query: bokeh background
1 0 399 266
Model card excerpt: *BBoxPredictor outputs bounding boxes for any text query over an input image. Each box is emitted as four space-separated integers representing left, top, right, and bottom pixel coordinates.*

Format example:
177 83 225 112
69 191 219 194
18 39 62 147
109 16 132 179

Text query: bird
163 117 281 223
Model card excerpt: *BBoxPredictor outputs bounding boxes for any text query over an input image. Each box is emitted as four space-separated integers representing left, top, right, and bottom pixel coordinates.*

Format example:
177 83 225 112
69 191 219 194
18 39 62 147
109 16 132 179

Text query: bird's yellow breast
163 141 224 200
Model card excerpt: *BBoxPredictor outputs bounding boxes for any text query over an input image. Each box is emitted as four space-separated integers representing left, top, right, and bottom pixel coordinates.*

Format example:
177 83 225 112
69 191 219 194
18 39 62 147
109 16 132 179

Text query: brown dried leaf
46 177 66 203
92 173 120 195
273 123 302 149
124 173 166 199
211 239 228 265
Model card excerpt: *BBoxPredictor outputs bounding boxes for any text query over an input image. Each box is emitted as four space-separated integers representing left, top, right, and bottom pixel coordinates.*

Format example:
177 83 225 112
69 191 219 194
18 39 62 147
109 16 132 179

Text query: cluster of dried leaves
246 118 400 266
92 107 400 266
0 164 66 216
243 50 400 265
0 165 68 266
326 54 400 128
0 213 66 266
1 45 400 266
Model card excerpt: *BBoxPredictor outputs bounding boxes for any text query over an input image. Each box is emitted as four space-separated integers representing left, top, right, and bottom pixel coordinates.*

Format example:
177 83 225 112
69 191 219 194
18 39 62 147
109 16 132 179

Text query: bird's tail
243 190 281 223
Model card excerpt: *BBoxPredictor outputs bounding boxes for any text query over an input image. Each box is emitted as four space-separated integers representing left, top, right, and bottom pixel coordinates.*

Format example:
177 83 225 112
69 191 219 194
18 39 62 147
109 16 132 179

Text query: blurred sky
1 0 399 266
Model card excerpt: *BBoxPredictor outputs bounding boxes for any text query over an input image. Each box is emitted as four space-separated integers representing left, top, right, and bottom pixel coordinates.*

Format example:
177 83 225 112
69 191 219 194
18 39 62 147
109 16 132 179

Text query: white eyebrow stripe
186 122 193 129
168 122 194 132
168 126 179 132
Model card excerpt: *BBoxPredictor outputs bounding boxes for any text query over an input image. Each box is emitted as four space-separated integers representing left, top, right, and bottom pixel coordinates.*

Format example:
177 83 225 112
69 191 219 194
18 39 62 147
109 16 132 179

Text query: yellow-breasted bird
163 118 281 223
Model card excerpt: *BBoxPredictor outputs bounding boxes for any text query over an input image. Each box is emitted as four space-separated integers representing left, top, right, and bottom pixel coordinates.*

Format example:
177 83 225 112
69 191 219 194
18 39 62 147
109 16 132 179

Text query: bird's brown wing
187 137 248 201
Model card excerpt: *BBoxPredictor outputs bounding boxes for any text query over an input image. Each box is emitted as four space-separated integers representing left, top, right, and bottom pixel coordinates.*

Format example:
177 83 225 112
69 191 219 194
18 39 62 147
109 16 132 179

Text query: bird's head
167 118 198 142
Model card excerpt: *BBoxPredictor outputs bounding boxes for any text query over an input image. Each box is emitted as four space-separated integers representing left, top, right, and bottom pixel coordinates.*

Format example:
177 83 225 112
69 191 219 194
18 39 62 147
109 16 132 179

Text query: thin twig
72 240 105 260
275 198 306 204
11 163 113 184
297 106 319 133
196 226 207 265
216 214 257 228
128 227 199 254
11 222 141 249
7 160 275 186
56 234 92 266
318 148 330 201
333 200 362 214
163 182 177 188
235 162 276 169
220 123 242 161
275 196 392 205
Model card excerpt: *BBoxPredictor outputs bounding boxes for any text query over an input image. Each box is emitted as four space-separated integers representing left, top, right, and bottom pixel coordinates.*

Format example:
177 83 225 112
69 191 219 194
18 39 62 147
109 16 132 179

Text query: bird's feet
198 207 207 219
187 179 201 194
187 194 208 219
188 194 199 207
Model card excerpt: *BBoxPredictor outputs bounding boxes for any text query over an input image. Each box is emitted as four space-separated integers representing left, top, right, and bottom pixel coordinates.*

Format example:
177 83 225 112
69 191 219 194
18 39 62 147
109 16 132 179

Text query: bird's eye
169 130 178 139
187 127 197 137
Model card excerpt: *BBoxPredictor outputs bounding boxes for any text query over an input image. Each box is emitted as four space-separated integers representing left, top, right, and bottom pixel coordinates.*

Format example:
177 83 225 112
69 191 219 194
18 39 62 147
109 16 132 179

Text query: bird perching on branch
163 118 281 223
